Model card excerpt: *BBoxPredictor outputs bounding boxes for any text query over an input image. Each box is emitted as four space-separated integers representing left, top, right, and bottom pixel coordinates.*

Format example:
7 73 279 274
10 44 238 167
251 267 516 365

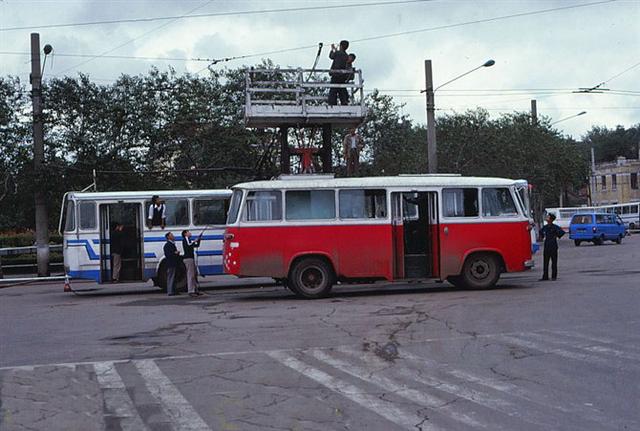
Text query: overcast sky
1 0 638 139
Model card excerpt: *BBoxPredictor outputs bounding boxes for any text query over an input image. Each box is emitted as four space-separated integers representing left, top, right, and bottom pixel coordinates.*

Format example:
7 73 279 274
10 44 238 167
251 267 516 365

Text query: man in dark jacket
328 40 350 105
163 232 180 295
539 213 565 281
111 223 125 282
181 230 202 297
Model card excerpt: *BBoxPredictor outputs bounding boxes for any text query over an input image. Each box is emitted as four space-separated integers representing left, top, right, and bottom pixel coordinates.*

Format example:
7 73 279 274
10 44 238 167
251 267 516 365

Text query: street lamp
550 111 587 125
422 59 495 173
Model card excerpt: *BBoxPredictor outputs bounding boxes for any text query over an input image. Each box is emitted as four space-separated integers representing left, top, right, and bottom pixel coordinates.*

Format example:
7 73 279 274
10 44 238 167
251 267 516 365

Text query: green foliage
582 125 640 163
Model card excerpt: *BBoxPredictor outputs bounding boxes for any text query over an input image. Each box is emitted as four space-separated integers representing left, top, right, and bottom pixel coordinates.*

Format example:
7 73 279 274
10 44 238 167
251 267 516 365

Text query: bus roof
68 189 231 200
232 175 519 190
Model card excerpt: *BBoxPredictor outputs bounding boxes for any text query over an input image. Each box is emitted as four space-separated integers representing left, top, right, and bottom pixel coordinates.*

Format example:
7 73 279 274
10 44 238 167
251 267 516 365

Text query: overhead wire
0 0 432 32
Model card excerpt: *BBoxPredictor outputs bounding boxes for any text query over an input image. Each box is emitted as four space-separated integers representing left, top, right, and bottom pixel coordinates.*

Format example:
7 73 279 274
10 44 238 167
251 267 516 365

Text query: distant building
590 156 640 205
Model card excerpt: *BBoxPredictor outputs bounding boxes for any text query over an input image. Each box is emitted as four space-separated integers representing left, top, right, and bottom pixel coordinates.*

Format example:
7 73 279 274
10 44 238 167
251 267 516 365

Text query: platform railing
245 68 365 115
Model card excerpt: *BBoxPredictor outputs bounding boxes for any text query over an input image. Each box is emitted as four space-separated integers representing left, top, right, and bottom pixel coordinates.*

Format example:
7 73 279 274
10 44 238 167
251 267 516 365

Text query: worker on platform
328 40 351 106
342 128 364 176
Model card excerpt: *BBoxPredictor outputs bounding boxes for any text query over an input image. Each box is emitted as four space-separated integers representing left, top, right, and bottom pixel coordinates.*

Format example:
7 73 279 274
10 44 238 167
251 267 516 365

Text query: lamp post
422 59 495 173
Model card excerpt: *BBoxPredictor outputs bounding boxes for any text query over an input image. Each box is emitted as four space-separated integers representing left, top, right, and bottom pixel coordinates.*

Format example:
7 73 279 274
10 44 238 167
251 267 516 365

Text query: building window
601 175 607 190
612 174 617 190
631 173 638 190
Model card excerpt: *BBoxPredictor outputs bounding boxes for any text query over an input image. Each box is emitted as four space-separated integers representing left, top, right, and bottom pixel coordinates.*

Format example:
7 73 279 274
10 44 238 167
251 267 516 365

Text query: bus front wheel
459 253 501 290
288 257 334 299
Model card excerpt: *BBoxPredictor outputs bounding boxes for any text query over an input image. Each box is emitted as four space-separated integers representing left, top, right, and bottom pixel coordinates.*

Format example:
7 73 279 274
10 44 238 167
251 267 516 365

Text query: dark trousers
542 247 558 279
166 266 176 294
328 87 349 105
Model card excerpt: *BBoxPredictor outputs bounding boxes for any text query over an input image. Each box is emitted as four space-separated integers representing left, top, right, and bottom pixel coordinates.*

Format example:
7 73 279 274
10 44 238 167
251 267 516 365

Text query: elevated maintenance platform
244 68 366 128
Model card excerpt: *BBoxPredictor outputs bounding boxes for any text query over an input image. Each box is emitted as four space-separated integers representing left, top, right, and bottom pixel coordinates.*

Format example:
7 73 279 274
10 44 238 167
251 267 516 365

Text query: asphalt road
1 235 639 430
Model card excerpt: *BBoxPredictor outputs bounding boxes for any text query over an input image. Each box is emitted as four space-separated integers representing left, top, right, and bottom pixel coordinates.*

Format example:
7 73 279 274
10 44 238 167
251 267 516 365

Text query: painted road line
395 349 621 431
310 349 487 430
268 350 429 431
94 362 148 431
523 332 640 363
543 330 640 354
135 359 210 431
493 335 613 368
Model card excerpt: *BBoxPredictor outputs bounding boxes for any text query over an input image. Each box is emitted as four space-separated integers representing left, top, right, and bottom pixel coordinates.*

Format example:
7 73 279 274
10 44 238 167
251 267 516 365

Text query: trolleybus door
98 204 111 282
391 193 404 279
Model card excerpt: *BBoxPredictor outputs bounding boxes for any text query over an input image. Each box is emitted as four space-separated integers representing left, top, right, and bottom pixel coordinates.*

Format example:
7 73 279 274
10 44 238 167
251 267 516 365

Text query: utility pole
424 60 437 173
31 33 49 276
530 99 537 125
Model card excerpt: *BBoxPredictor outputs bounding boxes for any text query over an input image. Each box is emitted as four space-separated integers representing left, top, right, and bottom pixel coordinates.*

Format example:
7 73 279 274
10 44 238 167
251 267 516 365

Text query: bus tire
459 253 501 290
629 222 636 230
156 262 187 292
288 257 334 299
574 240 581 247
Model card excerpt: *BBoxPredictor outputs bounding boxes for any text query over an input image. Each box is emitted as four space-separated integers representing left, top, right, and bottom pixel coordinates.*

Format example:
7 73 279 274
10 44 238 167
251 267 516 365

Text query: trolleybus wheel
288 257 334 299
156 262 187 292
459 253 500 290
574 240 581 247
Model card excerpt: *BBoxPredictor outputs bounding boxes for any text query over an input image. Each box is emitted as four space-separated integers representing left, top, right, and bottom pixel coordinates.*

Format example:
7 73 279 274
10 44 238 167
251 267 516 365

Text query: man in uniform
539 213 565 281
328 40 350 105
148 195 166 229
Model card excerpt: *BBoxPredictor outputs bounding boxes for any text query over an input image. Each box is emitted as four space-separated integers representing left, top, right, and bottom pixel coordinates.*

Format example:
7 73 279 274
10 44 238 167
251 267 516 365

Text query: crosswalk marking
309 349 488 430
268 350 431 431
135 359 210 431
94 362 148 431
533 331 640 361
493 334 614 368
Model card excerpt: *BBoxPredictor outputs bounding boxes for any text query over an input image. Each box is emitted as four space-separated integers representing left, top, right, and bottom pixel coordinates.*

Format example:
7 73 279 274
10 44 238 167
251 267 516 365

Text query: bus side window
64 200 76 232
481 188 518 217
193 198 227 226
79 201 97 230
245 191 282 221
339 189 387 219
146 199 190 226
442 188 478 217
286 190 335 220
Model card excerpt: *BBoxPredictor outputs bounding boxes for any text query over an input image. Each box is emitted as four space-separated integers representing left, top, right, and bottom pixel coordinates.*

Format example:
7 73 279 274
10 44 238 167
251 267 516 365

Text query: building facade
591 156 640 205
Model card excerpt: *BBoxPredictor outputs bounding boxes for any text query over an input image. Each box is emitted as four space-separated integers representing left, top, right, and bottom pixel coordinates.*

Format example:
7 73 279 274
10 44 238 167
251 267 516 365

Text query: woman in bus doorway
539 213 565 281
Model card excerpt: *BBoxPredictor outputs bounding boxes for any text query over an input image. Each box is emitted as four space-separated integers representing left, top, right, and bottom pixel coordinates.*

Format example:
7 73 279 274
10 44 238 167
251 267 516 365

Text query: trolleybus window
482 188 518 217
286 190 335 220
443 188 478 217
339 189 387 219
193 198 227 226
79 201 97 230
146 199 189 226
64 200 76 232
227 190 242 224
245 191 282 221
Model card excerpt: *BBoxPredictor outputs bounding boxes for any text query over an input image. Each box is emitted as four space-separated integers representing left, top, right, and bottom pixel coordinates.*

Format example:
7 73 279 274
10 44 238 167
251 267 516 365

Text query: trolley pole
425 60 437 173
31 33 50 277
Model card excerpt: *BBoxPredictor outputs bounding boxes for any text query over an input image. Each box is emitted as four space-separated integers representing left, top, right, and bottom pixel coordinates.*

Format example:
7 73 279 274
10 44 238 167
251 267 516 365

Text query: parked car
569 213 626 246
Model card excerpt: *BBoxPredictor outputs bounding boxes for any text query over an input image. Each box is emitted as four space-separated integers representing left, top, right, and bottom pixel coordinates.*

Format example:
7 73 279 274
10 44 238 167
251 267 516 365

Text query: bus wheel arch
287 254 336 299
458 251 503 290
156 259 187 292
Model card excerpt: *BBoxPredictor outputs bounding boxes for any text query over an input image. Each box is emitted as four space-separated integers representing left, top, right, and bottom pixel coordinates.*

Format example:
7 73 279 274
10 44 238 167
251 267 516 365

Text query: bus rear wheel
288 257 334 299
459 253 501 290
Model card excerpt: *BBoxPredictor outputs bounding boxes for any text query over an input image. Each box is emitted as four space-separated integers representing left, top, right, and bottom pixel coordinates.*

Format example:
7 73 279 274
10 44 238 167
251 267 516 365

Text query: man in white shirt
148 195 166 229
342 128 364 176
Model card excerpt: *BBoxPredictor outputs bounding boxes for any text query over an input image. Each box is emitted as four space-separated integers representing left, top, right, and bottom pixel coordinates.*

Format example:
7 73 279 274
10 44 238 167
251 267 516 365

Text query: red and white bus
223 175 534 298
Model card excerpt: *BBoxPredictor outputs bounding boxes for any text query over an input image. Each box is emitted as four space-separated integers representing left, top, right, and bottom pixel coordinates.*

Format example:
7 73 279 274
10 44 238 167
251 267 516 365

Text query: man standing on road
181 230 203 297
539 213 565 281
163 232 180 296
111 223 125 283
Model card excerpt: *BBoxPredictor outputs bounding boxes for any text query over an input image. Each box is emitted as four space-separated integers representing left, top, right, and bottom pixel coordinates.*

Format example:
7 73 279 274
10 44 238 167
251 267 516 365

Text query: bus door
392 192 437 279
99 203 144 282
